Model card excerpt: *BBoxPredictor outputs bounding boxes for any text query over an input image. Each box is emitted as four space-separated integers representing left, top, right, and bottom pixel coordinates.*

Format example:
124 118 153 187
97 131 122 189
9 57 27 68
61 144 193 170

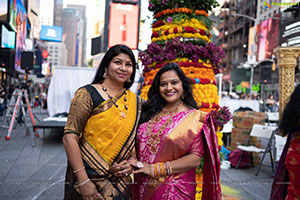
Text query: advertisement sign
108 3 139 49
256 14 280 61
1 24 16 49
0 0 8 22
280 17 300 46
40 25 63 42
11 0 28 73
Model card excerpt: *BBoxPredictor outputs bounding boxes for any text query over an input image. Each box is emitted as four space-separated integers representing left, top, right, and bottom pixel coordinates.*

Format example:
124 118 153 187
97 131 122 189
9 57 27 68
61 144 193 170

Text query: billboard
256 14 280 61
40 25 63 42
0 0 8 22
12 0 27 73
1 24 16 49
108 3 139 49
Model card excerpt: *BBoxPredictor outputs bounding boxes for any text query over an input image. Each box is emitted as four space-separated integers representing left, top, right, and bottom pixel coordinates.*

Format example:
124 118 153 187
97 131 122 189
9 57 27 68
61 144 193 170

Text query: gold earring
127 77 131 83
181 94 184 99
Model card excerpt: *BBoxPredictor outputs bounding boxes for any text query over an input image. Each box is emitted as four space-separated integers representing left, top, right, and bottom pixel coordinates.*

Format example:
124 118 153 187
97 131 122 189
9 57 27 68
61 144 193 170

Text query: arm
62 88 100 199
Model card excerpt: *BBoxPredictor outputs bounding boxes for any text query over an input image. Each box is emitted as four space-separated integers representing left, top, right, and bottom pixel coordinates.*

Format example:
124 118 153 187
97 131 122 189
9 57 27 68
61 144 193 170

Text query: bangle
166 161 173 175
157 162 161 176
151 164 155 177
159 162 166 176
73 166 85 174
154 163 159 177
79 178 90 187
166 162 170 175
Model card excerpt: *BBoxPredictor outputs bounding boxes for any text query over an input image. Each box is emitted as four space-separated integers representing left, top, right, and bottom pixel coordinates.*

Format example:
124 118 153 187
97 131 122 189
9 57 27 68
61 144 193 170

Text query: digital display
1 24 16 49
108 3 139 49
40 25 63 42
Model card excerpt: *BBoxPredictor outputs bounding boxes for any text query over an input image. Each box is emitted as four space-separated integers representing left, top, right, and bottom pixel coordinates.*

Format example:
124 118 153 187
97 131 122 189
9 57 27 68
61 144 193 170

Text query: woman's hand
114 160 133 177
80 181 101 200
129 160 152 177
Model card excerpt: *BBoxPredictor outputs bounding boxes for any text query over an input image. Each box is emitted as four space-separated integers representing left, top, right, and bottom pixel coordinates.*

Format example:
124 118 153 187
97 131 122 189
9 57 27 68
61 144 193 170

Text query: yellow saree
64 85 142 199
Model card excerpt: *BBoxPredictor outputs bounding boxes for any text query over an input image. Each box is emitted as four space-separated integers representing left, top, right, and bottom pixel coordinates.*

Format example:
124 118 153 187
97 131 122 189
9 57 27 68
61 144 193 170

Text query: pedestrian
0 84 6 116
62 44 142 200
266 94 277 112
271 84 300 200
135 73 144 96
129 63 221 199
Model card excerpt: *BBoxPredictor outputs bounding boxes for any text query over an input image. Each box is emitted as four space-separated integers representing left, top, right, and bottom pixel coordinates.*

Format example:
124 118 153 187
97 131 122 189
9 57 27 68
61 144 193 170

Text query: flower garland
154 8 208 19
139 39 225 74
148 0 219 14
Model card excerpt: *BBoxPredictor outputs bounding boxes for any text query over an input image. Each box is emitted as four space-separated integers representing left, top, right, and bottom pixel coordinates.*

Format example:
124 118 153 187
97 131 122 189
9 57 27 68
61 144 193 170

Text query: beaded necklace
100 84 128 119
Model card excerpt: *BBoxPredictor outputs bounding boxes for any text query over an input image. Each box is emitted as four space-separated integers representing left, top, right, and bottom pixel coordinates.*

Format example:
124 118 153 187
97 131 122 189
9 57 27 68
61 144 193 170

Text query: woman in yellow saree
62 44 142 200
130 63 221 199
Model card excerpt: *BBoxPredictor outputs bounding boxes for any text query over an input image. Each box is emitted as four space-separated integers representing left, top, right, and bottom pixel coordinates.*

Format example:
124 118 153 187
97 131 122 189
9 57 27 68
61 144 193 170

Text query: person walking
130 63 221 199
271 84 300 200
62 44 142 200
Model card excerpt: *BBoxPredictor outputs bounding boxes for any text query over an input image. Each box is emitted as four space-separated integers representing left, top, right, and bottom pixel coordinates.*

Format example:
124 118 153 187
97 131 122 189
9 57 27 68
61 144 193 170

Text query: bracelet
73 166 85 174
165 162 170 175
154 163 160 177
151 164 155 177
159 162 166 176
157 162 161 176
168 162 173 175
79 178 90 187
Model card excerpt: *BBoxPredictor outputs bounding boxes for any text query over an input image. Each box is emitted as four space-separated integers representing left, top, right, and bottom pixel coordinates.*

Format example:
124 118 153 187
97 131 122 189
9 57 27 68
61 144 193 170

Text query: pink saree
133 109 221 200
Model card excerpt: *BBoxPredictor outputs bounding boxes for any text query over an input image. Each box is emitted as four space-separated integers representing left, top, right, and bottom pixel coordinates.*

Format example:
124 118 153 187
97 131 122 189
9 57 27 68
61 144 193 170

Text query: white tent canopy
47 66 97 117
47 66 141 117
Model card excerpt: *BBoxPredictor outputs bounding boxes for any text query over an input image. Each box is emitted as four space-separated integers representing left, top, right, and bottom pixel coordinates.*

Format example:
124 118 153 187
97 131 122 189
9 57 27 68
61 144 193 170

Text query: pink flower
167 16 172 23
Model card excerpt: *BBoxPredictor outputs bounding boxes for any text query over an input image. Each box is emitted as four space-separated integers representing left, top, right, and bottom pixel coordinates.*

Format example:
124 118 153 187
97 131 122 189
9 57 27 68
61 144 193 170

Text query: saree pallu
271 128 300 200
133 109 221 200
285 133 300 200
64 89 141 200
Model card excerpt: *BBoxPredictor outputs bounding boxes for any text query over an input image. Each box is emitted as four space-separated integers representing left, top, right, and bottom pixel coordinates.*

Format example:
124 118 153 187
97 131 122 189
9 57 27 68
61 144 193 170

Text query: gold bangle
159 162 166 176
73 166 85 174
79 178 90 187
154 163 159 177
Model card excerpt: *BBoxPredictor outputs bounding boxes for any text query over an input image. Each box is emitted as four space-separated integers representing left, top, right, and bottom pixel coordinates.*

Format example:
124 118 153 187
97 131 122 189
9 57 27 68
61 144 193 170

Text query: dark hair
91 44 136 89
139 63 198 124
279 84 300 136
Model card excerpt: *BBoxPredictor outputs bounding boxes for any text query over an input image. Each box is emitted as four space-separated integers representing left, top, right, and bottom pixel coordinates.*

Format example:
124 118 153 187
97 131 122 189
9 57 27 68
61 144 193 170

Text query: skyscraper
62 8 78 66
67 4 87 67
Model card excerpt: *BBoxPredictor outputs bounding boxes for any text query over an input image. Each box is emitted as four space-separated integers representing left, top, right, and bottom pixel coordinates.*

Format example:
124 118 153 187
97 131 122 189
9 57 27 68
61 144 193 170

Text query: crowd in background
0 80 49 116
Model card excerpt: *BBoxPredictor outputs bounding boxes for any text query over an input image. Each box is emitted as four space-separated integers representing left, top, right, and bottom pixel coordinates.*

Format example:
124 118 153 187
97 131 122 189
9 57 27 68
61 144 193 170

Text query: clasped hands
113 158 151 177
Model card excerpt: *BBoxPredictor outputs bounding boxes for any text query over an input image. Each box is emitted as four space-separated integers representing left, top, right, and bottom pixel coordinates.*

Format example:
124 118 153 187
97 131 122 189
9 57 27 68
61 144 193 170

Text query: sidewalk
0 116 275 200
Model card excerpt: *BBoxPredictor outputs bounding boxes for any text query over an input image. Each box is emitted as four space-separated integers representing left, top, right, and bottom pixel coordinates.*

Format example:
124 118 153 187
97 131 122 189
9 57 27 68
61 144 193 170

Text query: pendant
120 111 126 119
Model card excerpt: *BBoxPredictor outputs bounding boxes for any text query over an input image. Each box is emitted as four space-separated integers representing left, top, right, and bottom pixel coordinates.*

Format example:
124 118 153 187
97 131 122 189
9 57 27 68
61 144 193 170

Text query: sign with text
108 3 139 49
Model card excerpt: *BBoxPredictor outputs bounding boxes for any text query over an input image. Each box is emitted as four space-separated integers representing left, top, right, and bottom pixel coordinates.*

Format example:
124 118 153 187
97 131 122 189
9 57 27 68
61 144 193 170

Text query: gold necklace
100 84 128 119
146 106 180 154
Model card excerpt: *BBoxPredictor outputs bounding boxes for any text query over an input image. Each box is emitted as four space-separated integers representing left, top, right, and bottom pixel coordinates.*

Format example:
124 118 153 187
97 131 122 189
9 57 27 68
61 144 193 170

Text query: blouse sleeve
64 87 93 138
189 132 204 158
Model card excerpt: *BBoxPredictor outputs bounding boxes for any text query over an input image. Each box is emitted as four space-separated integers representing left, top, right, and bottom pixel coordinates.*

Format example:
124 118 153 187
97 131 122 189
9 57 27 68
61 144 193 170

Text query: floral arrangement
211 106 233 127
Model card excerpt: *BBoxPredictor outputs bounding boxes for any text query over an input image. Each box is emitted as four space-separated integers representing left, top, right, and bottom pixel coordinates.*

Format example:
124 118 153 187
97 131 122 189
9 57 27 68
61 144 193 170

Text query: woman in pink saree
130 63 222 200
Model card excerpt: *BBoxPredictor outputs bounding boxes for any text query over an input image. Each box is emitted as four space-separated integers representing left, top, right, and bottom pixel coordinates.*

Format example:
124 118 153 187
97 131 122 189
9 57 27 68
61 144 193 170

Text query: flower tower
139 1 225 199
139 0 225 114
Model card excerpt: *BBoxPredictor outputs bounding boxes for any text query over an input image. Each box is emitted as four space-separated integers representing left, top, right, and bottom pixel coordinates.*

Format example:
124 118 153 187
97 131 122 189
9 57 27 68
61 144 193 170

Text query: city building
39 0 54 26
47 42 67 66
67 4 87 67
53 0 63 27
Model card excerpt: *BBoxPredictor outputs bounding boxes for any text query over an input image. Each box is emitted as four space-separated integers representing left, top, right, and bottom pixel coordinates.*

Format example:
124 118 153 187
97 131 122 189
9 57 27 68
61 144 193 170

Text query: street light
232 13 258 98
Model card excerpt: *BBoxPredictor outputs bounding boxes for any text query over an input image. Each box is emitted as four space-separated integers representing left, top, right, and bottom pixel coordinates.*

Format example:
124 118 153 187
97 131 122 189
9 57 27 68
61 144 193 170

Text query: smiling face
106 53 133 85
159 70 183 108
